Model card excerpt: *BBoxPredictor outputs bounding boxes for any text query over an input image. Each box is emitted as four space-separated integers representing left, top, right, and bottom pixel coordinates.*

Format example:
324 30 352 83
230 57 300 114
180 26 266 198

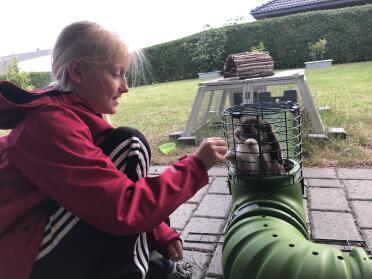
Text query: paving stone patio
149 166 372 278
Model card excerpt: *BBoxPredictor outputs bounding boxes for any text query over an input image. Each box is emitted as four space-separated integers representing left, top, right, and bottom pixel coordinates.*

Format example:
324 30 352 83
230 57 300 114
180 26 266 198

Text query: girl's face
73 53 130 114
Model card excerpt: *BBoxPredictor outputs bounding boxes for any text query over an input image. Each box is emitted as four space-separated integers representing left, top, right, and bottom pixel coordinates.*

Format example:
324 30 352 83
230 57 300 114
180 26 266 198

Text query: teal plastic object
222 160 372 279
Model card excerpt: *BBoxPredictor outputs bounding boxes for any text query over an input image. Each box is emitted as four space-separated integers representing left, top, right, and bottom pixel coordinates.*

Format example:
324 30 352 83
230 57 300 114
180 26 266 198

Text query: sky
0 0 268 71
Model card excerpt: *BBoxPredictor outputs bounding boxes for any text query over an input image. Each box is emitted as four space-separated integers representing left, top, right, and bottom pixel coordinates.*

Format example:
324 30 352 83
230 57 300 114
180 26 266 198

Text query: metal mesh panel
192 87 246 140
222 102 302 184
189 85 304 150
192 89 226 140
229 84 298 106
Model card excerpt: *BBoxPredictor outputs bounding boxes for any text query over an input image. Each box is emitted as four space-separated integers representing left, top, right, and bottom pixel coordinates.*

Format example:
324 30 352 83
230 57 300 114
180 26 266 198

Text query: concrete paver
205 245 224 278
337 168 372 180
170 203 197 230
351 201 372 229
180 217 226 253
151 166 372 278
310 211 362 240
308 188 349 211
194 194 232 218
188 186 210 204
344 180 372 200
303 199 310 225
207 167 228 177
363 230 372 252
149 165 168 175
303 168 336 178
208 177 230 194
307 178 341 187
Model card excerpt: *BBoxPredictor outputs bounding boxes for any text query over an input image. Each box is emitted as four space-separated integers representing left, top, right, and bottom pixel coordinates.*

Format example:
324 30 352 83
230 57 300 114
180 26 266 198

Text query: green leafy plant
5 58 33 89
308 38 327 61
250 42 266 53
184 25 227 73
29 72 52 88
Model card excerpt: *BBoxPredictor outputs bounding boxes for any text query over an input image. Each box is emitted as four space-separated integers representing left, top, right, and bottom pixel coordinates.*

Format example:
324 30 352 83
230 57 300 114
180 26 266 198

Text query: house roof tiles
251 0 372 19
252 0 331 13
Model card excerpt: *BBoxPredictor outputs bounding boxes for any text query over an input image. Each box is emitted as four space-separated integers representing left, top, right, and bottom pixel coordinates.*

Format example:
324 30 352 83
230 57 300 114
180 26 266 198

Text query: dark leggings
30 127 171 279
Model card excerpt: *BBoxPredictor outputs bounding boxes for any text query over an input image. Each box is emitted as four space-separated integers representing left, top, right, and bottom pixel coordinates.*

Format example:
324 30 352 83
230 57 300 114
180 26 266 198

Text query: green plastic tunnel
222 160 372 279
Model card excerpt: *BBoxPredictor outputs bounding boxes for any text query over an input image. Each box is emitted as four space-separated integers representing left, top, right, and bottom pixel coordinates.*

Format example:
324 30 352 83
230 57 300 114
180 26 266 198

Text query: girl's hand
193 137 228 170
166 238 183 262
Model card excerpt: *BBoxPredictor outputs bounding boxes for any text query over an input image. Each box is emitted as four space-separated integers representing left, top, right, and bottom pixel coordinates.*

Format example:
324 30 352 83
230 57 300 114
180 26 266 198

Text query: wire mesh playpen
190 84 301 142
221 101 303 186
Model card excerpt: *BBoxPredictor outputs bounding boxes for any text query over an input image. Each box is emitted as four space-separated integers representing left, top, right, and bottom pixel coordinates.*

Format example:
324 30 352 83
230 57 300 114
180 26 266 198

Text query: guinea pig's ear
234 127 243 142
239 116 247 122
239 116 253 130
261 120 273 133
239 115 254 124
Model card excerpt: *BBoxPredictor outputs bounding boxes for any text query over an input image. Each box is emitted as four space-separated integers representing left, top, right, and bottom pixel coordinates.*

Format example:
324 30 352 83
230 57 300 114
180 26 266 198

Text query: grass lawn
111 61 372 167
1 61 371 167
303 61 372 167
111 79 199 165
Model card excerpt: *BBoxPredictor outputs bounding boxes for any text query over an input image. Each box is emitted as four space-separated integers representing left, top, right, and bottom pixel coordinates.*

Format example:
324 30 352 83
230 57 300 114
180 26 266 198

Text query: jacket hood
0 81 65 129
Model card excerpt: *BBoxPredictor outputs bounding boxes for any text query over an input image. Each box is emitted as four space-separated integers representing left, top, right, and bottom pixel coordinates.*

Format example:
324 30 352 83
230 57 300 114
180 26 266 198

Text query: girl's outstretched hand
193 137 228 170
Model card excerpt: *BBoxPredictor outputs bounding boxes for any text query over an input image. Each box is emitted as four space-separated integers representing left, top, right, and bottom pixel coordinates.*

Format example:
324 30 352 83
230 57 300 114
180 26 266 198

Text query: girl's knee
100 127 151 158
99 127 151 181
116 127 149 146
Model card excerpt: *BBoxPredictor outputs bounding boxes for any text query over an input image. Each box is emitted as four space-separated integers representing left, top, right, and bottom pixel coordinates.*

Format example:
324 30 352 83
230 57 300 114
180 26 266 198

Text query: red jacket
0 81 208 279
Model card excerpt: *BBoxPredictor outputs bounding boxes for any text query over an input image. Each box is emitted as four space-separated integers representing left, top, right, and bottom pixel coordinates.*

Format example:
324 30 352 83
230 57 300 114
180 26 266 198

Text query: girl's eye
107 66 127 81
112 71 127 80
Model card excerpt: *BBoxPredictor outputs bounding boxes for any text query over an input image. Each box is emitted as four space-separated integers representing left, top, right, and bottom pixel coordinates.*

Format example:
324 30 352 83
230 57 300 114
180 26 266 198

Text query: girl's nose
119 79 129 93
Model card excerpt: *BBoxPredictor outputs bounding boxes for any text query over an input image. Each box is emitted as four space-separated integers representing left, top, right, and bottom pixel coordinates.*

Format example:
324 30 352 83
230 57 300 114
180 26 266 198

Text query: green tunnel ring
223 159 372 279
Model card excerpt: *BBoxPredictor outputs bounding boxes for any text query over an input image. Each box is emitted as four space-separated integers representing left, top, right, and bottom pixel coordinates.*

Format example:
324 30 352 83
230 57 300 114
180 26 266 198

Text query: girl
0 21 227 279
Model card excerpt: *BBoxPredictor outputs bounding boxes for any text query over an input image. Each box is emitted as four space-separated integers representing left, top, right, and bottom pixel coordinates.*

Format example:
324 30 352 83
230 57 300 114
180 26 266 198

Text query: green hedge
144 39 199 83
144 4 372 83
0 72 52 89
29 72 53 88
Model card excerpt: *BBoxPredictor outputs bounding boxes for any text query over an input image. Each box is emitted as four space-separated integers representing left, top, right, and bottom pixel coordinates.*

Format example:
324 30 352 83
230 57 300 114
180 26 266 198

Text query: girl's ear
67 60 83 83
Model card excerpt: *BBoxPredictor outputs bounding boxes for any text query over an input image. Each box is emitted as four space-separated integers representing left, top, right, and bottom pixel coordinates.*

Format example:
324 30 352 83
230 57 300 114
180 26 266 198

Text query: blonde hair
51 21 129 91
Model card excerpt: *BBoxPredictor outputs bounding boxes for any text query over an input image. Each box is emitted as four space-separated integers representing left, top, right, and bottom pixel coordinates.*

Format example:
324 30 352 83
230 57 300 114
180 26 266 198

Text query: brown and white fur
225 116 285 176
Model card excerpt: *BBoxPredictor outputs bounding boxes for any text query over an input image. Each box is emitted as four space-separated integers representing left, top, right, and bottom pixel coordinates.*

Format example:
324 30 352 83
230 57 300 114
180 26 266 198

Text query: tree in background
250 42 267 53
223 16 245 27
5 58 33 89
308 38 327 61
184 25 227 73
